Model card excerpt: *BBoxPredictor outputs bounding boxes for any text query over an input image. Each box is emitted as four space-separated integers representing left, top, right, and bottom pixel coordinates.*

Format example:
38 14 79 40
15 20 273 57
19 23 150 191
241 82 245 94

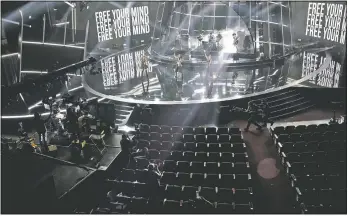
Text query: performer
141 55 150 94
208 32 215 48
244 101 263 132
197 32 203 47
204 51 214 98
174 53 183 92
216 31 222 47
175 31 181 48
232 33 239 49
259 99 274 127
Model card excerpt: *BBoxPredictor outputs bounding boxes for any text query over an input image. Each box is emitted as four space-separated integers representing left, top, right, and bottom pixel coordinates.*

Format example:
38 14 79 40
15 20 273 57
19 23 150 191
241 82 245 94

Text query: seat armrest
281 152 286 158
286 161 291 168
290 174 297 181
278 142 283 148
295 187 302 196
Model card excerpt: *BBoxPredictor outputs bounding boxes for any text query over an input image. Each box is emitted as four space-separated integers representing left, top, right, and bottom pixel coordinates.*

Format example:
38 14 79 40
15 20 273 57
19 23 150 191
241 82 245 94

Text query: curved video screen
100 47 153 89
85 2 157 52
292 2 346 47
301 51 341 88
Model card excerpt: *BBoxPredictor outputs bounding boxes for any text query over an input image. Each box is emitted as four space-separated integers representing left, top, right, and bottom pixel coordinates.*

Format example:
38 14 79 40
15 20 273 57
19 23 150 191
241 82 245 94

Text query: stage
83 42 334 105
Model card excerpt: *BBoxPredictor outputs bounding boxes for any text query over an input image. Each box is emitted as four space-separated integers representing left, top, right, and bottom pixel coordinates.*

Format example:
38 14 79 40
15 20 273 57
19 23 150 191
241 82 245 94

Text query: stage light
22 41 84 49
54 22 69 27
64 1 75 8
1 53 19 58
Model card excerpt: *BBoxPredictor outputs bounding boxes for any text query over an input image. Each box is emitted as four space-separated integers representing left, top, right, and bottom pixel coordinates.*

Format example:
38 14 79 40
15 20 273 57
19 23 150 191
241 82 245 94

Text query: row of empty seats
272 123 345 135
144 141 246 152
105 195 254 213
277 141 345 155
139 124 241 135
162 161 250 174
280 150 345 165
272 123 347 214
145 150 248 162
138 132 243 143
161 172 252 188
104 180 254 213
275 132 344 142
163 184 253 202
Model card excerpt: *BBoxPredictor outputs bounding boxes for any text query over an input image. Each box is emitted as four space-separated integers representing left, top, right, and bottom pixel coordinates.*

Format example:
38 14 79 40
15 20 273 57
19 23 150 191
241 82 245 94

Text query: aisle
228 120 299 213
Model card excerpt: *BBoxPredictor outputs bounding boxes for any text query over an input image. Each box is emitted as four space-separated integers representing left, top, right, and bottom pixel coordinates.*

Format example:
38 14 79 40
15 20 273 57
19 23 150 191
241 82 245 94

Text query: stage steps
105 99 135 126
267 90 314 121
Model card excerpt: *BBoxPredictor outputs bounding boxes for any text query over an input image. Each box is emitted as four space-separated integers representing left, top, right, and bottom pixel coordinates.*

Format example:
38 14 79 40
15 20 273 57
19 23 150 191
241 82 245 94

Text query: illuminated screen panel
79 2 158 52
292 2 346 47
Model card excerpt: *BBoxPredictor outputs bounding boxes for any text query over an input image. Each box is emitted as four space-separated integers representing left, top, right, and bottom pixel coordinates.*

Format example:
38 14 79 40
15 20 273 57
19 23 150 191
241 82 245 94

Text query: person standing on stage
204 51 214 97
141 55 150 94
197 32 203 47
175 31 181 48
216 31 222 47
244 101 263 132
174 53 183 93
232 33 239 49
208 32 215 48
33 112 51 153
259 99 274 127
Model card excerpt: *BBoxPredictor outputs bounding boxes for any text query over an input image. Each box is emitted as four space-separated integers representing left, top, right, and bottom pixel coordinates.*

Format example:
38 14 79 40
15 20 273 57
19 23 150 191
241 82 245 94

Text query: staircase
263 89 314 121
104 99 135 126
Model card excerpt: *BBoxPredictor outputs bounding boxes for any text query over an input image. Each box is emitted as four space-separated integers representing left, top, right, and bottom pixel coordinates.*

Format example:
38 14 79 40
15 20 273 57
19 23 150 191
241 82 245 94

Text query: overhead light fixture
64 1 75 8
54 21 69 26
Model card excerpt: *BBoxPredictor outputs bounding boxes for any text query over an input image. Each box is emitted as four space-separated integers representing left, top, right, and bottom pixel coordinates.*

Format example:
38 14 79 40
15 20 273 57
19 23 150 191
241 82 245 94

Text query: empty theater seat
195 134 206 142
177 161 190 173
206 127 217 134
218 134 230 142
205 162 219 174
184 134 195 142
163 160 176 172
183 126 194 134
183 151 195 161
177 172 191 185
161 125 171 134
184 142 196 151
207 134 218 143
195 127 205 134
217 128 229 135
161 172 177 185
164 185 182 200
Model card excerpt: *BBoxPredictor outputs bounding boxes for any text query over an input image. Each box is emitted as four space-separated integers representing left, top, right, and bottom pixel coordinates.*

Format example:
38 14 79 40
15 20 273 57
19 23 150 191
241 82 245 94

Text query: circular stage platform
83 43 333 105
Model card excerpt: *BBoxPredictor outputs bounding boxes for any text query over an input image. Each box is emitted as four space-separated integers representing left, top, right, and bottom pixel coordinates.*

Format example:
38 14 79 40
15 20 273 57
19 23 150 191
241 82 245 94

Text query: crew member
244 101 263 132
259 99 274 127
66 106 79 138
33 112 50 152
